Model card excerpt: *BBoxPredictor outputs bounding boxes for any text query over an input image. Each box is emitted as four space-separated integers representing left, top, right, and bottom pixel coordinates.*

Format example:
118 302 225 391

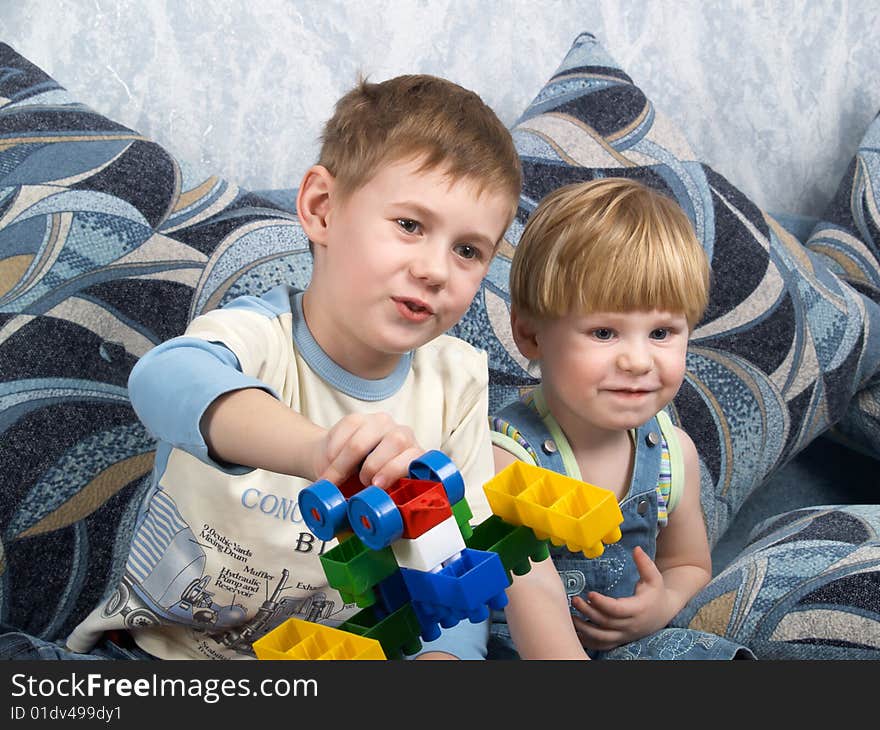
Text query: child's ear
510 308 541 361
296 165 335 246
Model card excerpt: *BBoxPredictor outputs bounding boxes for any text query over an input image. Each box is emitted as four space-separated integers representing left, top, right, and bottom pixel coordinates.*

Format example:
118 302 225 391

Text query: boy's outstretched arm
202 389 425 487
492 446 588 660
129 336 423 487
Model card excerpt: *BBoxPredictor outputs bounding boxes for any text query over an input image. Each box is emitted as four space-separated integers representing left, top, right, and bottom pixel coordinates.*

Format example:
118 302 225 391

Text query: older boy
65 75 521 660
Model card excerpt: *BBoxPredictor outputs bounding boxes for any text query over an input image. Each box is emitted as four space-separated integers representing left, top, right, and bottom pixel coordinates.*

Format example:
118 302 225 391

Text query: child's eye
591 328 614 341
397 218 421 234
650 328 669 340
454 243 483 261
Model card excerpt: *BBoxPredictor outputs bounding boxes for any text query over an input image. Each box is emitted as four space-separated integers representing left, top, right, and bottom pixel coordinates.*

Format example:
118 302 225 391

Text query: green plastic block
466 514 550 581
320 534 400 607
339 603 423 659
451 497 474 540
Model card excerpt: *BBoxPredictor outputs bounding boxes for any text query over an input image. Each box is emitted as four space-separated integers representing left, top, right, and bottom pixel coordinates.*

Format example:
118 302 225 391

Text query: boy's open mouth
393 296 434 318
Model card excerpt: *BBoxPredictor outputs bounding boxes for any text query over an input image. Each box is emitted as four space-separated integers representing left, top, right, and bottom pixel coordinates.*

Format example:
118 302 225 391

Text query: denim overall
488 397 754 660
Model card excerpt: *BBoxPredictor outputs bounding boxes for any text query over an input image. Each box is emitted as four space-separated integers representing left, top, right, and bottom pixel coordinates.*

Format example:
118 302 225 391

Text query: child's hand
314 412 424 490
570 546 675 651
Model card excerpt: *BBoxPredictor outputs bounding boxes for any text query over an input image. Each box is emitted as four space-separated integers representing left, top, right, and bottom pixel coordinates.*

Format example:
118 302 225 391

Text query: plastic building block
254 618 386 660
320 534 399 607
467 514 551 581
387 478 452 539
339 603 423 659
483 461 623 557
295 451 530 656
408 449 465 504
299 479 348 540
373 570 410 617
338 472 367 499
400 548 509 640
348 485 405 550
253 617 385 660
301 474 453 550
391 515 466 572
450 497 474 540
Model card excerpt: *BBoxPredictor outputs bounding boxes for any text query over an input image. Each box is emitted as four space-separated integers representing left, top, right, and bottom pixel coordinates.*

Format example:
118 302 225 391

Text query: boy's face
528 309 689 435
305 157 512 377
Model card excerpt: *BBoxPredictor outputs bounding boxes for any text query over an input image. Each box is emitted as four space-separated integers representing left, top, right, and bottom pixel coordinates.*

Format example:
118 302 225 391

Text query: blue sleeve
127 336 279 472
405 619 488 661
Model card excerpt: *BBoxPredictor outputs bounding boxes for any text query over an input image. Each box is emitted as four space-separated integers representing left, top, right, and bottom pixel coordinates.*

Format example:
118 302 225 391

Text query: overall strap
627 414 664 499
490 397 567 474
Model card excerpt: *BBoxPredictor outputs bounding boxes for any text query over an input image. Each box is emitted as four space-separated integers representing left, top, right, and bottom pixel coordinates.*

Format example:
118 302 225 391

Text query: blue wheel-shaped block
299 480 348 541
408 450 465 504
349 485 404 550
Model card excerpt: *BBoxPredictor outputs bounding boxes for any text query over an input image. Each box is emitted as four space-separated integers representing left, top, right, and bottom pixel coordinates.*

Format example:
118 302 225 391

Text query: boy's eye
397 218 421 234
454 243 483 261
650 328 669 340
591 328 614 341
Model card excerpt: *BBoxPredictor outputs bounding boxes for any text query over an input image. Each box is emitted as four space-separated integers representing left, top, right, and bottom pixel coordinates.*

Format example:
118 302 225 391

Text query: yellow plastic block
483 461 623 557
253 617 386 660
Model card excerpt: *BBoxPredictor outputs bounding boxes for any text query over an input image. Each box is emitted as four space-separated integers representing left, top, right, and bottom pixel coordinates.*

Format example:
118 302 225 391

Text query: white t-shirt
66 285 493 660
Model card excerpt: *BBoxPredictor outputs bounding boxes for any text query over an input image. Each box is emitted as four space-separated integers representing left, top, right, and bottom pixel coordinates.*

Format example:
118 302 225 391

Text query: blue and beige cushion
672 505 880 659
0 43 310 639
471 32 880 548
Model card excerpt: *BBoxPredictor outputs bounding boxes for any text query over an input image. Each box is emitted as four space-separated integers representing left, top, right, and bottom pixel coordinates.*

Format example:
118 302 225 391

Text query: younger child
490 177 753 659
64 74 522 660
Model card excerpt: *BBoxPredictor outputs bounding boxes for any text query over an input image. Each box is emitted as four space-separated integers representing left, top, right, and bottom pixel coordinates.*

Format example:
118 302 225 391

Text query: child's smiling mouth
605 388 655 399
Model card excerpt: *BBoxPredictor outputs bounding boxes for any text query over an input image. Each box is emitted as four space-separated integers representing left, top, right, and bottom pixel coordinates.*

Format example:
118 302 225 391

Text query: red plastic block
387 478 452 539
339 473 366 500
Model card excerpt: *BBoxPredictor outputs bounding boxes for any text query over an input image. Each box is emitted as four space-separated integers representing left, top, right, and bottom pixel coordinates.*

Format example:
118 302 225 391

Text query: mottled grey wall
3 0 879 216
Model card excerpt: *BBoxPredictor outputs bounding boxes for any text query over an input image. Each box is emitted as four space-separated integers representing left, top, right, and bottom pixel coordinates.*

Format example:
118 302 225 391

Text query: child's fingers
319 412 423 490
572 615 623 651
574 598 629 632
368 446 425 490
579 591 636 621
322 413 363 460
632 545 662 585
359 425 419 488
320 415 380 485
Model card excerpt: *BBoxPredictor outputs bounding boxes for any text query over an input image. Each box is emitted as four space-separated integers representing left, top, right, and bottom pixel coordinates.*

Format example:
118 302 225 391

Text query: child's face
533 309 689 434
309 157 512 376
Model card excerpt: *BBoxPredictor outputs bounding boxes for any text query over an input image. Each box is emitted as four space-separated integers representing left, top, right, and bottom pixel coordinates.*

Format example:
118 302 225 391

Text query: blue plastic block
374 570 411 619
408 450 465 505
299 479 348 540
400 548 509 639
348 485 404 550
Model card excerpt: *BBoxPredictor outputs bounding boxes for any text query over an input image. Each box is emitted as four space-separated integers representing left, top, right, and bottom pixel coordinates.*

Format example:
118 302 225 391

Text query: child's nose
617 343 652 374
410 242 449 286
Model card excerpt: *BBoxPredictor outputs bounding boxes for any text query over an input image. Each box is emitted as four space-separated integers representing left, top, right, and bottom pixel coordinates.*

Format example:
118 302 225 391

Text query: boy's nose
616 344 652 374
410 243 449 286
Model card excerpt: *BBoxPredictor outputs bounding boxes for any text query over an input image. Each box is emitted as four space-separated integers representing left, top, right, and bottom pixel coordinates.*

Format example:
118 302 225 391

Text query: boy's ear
510 308 541 360
296 165 335 246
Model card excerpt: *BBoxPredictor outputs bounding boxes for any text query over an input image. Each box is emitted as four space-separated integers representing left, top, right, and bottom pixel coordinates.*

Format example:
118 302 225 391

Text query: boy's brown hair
319 74 522 216
510 177 711 328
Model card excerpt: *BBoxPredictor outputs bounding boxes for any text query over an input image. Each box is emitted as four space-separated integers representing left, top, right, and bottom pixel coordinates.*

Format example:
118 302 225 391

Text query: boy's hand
570 546 675 651
315 412 425 490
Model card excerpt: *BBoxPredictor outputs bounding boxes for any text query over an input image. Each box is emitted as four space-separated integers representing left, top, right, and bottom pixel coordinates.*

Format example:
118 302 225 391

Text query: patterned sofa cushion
475 32 880 548
0 43 312 640
804 112 880 458
672 505 880 659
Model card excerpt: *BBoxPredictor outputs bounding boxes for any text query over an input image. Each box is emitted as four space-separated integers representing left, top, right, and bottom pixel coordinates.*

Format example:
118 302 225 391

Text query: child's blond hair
319 74 522 215
510 178 710 328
